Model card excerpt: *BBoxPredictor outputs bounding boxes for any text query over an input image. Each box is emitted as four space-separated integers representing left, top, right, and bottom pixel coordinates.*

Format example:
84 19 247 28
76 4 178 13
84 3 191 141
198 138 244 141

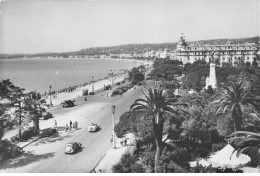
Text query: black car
64 142 82 154
61 100 75 108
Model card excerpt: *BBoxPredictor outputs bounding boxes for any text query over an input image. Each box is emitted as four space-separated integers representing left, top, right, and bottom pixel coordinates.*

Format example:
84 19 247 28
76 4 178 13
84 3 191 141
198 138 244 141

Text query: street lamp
92 76 94 92
17 97 25 142
109 70 114 85
111 105 116 149
49 85 52 107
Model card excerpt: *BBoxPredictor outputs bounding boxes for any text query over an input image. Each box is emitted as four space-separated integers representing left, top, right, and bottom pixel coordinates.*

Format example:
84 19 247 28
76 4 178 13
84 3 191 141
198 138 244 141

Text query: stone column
208 63 217 89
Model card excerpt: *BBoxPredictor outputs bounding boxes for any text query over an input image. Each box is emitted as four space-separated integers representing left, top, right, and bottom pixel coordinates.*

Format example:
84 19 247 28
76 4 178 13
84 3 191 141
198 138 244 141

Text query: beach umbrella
208 144 251 168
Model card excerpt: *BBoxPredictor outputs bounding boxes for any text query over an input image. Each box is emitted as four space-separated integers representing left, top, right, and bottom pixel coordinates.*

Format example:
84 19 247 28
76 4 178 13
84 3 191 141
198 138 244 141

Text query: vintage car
88 123 100 132
42 112 54 120
64 142 82 154
61 100 75 108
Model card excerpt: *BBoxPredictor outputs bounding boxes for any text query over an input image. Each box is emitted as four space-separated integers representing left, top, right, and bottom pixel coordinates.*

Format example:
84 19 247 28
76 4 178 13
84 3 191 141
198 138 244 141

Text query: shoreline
43 63 153 107
0 56 153 63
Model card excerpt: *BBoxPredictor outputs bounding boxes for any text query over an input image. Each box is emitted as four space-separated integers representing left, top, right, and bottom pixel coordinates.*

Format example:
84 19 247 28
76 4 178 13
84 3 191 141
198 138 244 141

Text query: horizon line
1 35 259 55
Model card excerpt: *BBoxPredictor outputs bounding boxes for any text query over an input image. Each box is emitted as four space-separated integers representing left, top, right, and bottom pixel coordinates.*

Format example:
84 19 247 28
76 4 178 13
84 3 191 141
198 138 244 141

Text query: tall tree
212 80 259 131
130 88 187 172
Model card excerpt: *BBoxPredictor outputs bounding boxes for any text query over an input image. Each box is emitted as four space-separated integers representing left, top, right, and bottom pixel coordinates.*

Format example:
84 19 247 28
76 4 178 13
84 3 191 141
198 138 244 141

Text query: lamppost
49 85 52 107
17 97 25 142
111 105 116 149
109 70 114 85
92 76 94 92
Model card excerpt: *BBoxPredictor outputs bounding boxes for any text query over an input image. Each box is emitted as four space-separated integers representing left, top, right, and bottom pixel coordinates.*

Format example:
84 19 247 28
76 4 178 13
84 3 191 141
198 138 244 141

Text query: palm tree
229 113 260 157
130 88 187 173
212 80 259 131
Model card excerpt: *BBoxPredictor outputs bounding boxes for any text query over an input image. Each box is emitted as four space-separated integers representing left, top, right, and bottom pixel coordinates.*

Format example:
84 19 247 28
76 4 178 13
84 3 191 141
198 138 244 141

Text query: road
0 80 153 173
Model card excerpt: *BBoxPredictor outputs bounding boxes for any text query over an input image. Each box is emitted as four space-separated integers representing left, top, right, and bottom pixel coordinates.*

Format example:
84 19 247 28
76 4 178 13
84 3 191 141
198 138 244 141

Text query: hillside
0 36 259 59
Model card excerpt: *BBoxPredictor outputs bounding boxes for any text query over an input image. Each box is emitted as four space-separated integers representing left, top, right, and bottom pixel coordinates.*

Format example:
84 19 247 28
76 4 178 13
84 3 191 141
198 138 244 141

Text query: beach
45 59 153 106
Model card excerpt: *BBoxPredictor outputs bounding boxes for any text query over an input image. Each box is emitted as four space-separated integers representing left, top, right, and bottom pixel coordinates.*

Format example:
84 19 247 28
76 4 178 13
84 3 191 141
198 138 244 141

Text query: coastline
43 62 153 107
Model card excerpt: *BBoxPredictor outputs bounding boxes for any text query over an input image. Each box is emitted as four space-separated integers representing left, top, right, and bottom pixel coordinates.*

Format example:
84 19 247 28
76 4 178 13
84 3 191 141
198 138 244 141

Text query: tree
252 58 258 67
23 94 43 131
212 80 259 131
229 114 260 166
130 88 188 172
128 67 145 85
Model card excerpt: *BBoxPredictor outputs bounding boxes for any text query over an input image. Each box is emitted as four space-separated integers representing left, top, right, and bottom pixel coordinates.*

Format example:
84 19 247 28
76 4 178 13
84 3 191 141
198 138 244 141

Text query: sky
0 0 259 54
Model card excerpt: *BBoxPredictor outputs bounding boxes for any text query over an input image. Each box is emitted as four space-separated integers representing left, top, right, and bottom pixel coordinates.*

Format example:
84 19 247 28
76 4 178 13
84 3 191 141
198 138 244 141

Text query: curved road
1 80 153 173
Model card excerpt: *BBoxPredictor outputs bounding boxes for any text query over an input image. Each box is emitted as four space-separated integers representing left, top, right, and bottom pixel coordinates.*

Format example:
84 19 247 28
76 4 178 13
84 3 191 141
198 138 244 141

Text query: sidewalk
93 133 135 173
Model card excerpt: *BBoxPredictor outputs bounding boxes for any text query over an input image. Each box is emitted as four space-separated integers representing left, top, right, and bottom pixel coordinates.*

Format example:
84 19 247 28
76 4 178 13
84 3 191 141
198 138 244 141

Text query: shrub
40 128 57 137
130 163 146 173
0 139 23 162
211 142 227 152
10 127 39 143
167 162 189 173
112 152 145 173
112 163 125 173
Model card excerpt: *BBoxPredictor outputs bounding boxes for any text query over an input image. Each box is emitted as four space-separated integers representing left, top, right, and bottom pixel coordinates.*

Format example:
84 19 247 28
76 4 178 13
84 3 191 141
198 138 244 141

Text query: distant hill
0 36 259 59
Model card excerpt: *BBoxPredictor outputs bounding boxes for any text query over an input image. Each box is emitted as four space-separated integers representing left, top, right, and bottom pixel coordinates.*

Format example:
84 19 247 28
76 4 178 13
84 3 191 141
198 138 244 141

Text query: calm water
0 58 142 93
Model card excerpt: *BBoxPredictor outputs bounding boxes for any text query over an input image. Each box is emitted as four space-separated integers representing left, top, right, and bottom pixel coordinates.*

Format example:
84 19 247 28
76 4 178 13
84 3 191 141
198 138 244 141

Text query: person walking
75 121 78 130
65 124 69 132
110 135 113 143
54 120 57 128
69 120 72 131
124 137 127 146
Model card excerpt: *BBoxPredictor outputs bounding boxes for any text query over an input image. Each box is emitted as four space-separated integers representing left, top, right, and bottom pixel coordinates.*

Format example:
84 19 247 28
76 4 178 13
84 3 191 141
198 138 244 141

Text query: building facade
173 34 260 66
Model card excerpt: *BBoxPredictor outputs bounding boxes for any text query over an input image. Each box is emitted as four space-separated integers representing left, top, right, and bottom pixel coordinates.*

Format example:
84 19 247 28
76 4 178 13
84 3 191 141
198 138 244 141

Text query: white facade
173 35 260 66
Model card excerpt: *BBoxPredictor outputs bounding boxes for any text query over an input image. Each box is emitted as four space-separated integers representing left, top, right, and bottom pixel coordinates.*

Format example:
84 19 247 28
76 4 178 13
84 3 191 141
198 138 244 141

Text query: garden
112 58 260 173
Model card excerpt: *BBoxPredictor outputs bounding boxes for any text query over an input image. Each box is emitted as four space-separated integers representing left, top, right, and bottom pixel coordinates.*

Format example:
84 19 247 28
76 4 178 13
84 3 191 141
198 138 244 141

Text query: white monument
205 52 219 89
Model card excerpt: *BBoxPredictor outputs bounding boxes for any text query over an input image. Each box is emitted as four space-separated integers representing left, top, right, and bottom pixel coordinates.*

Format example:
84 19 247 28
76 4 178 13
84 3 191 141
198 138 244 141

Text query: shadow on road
0 151 55 170
33 132 72 146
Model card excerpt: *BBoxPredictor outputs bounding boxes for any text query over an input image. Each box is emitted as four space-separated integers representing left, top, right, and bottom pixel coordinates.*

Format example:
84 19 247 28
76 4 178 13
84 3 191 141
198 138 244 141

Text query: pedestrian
65 124 69 132
54 120 57 128
69 120 72 131
110 135 113 143
75 121 78 130
73 122 76 129
124 137 127 146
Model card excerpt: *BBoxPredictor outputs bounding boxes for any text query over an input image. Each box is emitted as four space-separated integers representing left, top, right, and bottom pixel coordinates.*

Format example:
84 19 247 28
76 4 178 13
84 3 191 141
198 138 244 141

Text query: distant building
172 34 260 66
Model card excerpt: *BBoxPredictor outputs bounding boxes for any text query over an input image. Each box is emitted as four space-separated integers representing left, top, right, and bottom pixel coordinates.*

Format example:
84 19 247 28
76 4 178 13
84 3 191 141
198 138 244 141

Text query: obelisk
205 52 218 89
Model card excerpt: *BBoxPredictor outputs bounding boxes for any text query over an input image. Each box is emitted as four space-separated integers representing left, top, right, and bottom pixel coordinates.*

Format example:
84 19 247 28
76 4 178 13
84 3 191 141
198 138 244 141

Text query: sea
0 58 144 93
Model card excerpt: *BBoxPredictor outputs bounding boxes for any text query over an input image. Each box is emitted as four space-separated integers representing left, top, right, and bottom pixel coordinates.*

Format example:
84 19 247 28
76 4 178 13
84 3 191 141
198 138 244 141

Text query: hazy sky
0 0 259 54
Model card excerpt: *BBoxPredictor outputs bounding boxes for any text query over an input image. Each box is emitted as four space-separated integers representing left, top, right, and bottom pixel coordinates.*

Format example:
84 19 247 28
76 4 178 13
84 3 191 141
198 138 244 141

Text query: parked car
88 123 100 132
64 142 82 154
89 92 95 95
61 100 75 108
43 112 54 120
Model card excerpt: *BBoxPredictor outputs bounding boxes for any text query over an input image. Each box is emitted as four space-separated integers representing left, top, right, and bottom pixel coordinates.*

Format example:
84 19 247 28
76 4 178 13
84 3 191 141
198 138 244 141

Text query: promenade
1 70 153 173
